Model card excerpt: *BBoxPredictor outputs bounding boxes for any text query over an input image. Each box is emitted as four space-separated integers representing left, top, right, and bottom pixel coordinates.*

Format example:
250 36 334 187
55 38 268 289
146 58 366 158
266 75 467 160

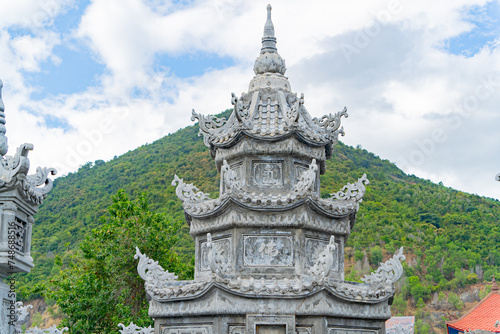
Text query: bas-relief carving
244 235 293 267
305 237 339 272
228 326 246 334
161 325 212 334
200 236 232 272
296 327 312 334
253 161 283 187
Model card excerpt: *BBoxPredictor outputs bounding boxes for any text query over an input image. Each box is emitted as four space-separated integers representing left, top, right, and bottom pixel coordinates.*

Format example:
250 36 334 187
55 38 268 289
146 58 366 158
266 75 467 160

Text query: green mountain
18 110 500 307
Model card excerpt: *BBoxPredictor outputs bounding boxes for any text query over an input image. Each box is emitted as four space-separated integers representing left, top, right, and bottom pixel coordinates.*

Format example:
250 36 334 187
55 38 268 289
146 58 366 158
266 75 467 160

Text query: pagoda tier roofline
192 81 348 161
137 247 405 306
172 173 368 225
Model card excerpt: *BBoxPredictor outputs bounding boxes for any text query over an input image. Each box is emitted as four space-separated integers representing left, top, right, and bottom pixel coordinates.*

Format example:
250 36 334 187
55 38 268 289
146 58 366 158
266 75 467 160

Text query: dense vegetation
15 109 500 332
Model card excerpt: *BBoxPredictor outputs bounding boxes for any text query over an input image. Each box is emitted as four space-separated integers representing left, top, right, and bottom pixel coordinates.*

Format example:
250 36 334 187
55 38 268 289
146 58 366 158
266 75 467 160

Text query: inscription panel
244 235 293 267
305 237 339 271
328 328 378 334
200 237 232 271
162 325 212 334
228 326 246 334
253 161 283 187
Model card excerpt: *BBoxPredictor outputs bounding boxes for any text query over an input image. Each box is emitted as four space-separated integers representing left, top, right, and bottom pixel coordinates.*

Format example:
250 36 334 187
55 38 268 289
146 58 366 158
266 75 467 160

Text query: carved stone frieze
25 326 69 334
189 206 351 236
148 289 391 318
361 247 405 286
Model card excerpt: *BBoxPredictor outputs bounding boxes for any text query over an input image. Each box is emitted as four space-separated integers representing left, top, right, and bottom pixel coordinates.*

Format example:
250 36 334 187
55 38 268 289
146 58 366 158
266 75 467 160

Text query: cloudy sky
0 0 499 200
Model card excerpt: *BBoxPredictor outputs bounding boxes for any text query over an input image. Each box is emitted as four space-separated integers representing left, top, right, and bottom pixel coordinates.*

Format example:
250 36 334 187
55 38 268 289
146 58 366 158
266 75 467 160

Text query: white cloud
0 0 498 200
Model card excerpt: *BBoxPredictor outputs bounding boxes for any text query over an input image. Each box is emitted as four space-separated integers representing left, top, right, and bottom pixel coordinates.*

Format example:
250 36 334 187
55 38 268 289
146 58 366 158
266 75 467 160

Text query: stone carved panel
200 238 232 271
328 329 378 334
253 161 283 187
296 327 312 334
246 315 295 334
162 325 212 334
244 235 293 267
228 326 245 334
294 163 311 188
305 237 339 272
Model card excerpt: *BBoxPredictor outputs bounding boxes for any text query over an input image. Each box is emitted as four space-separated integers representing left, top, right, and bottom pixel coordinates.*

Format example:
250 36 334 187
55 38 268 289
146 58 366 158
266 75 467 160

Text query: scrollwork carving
134 247 178 283
310 236 337 279
25 326 69 334
361 247 405 285
312 107 348 133
172 174 210 202
292 159 317 195
118 322 154 334
221 160 243 192
206 233 230 277
330 174 369 202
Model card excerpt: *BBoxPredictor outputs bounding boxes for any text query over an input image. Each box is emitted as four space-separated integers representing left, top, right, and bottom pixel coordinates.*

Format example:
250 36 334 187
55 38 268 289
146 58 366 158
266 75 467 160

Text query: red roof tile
447 292 500 332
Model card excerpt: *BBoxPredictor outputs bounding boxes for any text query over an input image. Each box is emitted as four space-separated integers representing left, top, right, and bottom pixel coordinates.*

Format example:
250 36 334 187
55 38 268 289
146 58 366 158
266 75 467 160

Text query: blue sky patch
444 1 500 57
42 114 73 132
25 44 105 100
154 52 235 78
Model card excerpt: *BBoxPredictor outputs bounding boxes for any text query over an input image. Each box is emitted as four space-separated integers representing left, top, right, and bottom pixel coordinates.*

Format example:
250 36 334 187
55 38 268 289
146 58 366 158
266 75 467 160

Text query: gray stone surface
137 5 405 334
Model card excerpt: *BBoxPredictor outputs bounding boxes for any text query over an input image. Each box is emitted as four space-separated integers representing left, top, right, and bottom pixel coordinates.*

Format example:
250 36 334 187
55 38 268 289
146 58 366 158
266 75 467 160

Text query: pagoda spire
254 4 286 75
0 80 8 156
261 4 277 53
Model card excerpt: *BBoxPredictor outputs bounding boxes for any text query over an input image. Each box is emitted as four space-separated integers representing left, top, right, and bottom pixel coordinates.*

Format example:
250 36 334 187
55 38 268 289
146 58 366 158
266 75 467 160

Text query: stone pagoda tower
136 5 405 334
0 80 56 333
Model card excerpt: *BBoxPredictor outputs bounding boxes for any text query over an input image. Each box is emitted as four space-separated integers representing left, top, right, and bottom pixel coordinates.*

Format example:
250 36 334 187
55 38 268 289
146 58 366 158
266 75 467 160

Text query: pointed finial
493 274 499 292
261 4 277 53
0 80 8 156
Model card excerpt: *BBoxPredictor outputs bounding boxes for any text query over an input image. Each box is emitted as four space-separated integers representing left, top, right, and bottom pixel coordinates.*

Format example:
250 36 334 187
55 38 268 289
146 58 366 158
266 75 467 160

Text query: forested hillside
17 109 500 332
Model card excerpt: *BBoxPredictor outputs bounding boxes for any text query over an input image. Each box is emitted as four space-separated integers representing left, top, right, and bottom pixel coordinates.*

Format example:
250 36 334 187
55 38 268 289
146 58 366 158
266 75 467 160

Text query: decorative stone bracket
118 322 154 334
25 326 68 334
172 174 210 202
330 173 369 202
361 247 405 286
134 247 178 284
206 233 230 277
310 235 336 279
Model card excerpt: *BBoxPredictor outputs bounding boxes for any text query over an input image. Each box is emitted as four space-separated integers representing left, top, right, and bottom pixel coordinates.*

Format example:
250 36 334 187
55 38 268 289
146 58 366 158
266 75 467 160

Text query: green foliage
39 190 190 334
369 245 383 265
447 292 463 310
415 319 431 334
391 294 407 315
354 250 364 262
